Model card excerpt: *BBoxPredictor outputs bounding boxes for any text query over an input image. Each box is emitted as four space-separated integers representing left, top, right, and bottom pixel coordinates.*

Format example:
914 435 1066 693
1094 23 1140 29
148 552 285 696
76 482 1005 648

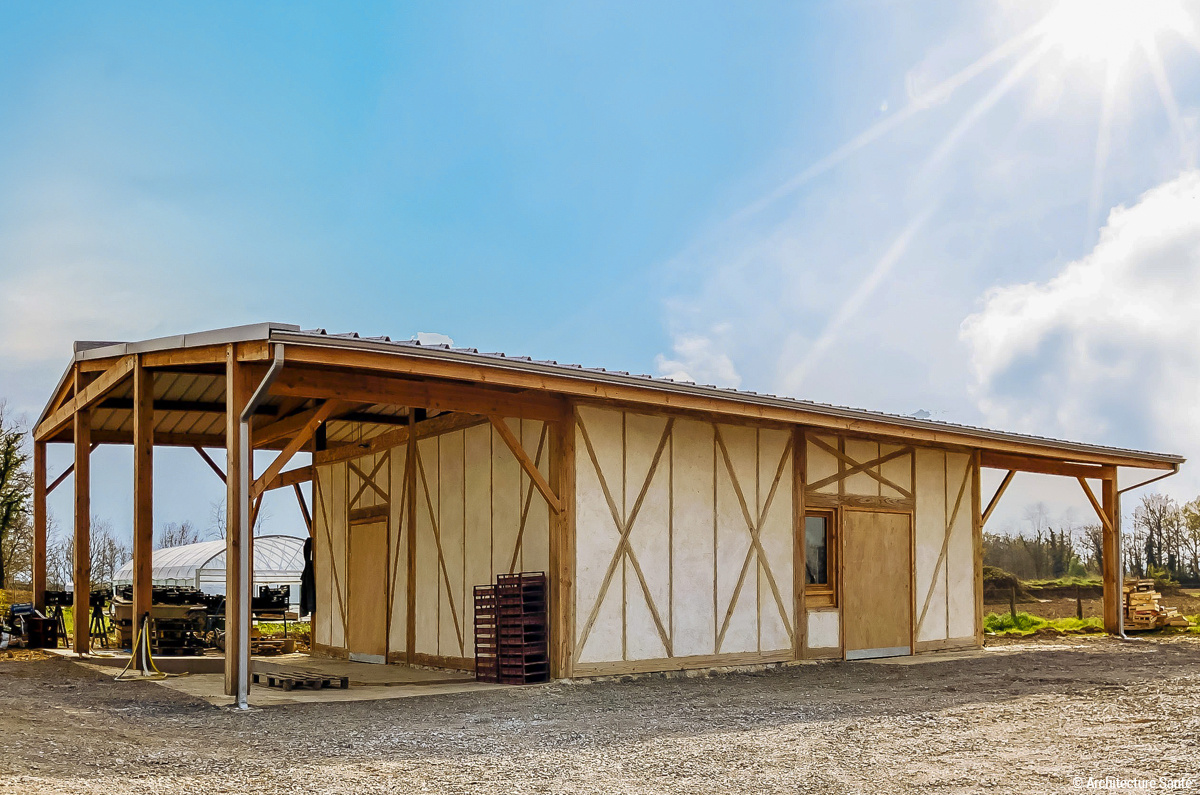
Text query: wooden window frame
804 508 838 608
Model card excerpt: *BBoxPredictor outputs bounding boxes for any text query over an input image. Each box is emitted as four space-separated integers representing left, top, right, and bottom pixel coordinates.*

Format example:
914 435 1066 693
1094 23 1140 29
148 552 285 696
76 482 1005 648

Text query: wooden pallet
251 670 350 691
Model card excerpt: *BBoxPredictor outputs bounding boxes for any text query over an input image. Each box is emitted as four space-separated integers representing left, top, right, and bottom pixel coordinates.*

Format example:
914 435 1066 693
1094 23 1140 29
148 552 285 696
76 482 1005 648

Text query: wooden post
971 451 984 647
792 427 806 660
223 346 251 696
1009 583 1017 622
405 411 418 663
72 370 92 655
132 358 154 635
548 405 576 678
1101 473 1121 634
32 441 47 612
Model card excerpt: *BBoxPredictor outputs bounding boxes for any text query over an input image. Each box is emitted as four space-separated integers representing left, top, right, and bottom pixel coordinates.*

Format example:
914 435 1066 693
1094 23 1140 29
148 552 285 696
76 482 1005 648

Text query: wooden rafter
251 401 341 498
254 403 357 448
313 412 487 466
488 415 562 514
35 355 136 441
980 450 1112 480
981 470 1015 527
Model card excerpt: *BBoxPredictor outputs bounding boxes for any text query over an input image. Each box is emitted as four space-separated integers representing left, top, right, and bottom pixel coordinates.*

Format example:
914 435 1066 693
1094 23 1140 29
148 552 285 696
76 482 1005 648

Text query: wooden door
842 510 912 660
347 520 388 663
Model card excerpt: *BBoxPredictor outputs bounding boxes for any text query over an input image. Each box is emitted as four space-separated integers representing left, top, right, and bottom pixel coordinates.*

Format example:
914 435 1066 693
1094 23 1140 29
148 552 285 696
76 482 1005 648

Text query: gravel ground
2 637 1199 794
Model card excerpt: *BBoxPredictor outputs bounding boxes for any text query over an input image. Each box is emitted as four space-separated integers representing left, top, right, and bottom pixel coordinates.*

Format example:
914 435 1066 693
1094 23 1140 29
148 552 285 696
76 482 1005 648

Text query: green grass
255 621 311 639
1022 576 1102 589
984 611 1104 636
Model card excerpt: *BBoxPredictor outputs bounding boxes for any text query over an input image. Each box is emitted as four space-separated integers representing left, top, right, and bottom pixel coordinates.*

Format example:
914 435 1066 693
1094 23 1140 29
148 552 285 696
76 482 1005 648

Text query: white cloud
961 169 1200 459
655 330 742 388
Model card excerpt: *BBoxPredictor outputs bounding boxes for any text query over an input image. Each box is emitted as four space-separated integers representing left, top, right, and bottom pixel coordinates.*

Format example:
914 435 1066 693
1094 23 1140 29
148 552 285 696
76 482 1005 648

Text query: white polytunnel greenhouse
112 534 305 606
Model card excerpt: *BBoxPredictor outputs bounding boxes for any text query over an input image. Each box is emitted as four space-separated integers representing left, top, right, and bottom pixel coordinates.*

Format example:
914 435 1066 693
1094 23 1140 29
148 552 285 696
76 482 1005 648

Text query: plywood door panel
348 519 387 662
842 510 912 660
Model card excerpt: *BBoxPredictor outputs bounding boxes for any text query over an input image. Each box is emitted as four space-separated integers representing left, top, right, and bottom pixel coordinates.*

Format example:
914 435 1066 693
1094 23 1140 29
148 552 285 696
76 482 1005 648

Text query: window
804 510 836 606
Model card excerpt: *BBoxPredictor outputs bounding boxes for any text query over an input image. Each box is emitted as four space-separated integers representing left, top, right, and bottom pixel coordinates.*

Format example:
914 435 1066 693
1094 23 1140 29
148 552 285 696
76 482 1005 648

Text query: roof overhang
34 322 1186 472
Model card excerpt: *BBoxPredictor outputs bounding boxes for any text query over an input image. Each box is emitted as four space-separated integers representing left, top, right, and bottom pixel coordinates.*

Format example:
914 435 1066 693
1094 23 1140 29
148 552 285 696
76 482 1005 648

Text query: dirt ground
2 638 1200 795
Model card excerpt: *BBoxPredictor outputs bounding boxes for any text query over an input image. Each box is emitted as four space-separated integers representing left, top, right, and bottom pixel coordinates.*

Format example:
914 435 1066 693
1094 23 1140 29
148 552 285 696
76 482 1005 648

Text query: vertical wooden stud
132 357 154 636
405 412 418 663
1101 470 1121 634
32 441 47 612
72 368 92 654
792 427 806 660
548 403 576 678
971 450 984 648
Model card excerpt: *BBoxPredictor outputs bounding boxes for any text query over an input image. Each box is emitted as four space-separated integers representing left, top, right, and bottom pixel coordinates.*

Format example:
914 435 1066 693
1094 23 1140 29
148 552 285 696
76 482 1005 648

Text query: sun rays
738 0 1200 388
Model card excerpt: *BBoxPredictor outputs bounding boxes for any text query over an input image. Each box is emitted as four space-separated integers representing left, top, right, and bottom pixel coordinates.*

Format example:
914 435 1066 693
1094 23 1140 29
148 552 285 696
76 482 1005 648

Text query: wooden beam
44 442 99 496
72 368 92 655
1078 477 1113 534
489 415 563 514
279 342 1176 470
405 412 417 663
132 358 154 636
980 451 1112 480
981 470 1015 527
32 441 47 612
269 366 565 422
252 403 361 448
194 446 226 483
1102 477 1120 635
548 409 575 678
260 465 314 493
35 355 136 441
313 412 488 466
293 483 312 536
251 401 341 499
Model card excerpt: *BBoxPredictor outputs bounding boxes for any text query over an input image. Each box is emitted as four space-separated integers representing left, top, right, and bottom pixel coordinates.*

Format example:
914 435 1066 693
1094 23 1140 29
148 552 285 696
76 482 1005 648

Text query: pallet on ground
251 669 350 691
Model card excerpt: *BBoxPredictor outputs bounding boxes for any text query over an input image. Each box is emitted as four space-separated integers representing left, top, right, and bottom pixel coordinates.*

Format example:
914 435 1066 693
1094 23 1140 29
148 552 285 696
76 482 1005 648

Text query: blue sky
3 1 1200 544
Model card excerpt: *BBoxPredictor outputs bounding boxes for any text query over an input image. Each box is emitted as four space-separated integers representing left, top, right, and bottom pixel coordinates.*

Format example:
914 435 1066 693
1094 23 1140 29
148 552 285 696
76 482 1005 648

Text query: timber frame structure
32 323 1183 700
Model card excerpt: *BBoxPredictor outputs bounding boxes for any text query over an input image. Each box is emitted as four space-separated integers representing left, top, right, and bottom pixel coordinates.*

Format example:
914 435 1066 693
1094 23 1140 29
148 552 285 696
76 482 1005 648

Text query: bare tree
0 402 32 588
45 515 130 589
209 497 269 538
156 520 204 549
1134 493 1183 578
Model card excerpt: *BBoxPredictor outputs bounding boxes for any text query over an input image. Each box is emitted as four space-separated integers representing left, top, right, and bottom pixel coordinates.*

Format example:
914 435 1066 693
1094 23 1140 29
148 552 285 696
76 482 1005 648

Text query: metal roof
44 322 1185 467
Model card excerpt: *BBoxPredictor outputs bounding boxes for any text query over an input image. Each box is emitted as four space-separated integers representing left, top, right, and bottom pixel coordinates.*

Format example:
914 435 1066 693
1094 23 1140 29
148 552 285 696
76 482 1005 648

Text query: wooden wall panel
492 419 522 577
388 446 408 654
329 461 348 648
945 452 976 640
521 419 551 574
439 431 466 660
807 610 839 648
313 464 333 648
843 438 880 496
463 424 492 654
414 436 440 655
807 436 839 494
573 406 794 673
914 448 947 643
670 418 716 658
880 443 912 498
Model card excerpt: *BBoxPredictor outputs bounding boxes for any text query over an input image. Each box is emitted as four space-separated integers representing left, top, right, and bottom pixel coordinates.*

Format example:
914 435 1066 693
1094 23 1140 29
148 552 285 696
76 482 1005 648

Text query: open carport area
3 636 1200 795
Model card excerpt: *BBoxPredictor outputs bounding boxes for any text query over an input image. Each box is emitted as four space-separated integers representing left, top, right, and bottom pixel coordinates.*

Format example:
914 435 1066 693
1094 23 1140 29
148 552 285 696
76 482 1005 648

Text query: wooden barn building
30 323 1183 703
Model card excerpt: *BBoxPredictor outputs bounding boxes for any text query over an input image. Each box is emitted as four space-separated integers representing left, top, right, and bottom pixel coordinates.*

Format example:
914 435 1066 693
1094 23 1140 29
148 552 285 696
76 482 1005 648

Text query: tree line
983 494 1200 583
